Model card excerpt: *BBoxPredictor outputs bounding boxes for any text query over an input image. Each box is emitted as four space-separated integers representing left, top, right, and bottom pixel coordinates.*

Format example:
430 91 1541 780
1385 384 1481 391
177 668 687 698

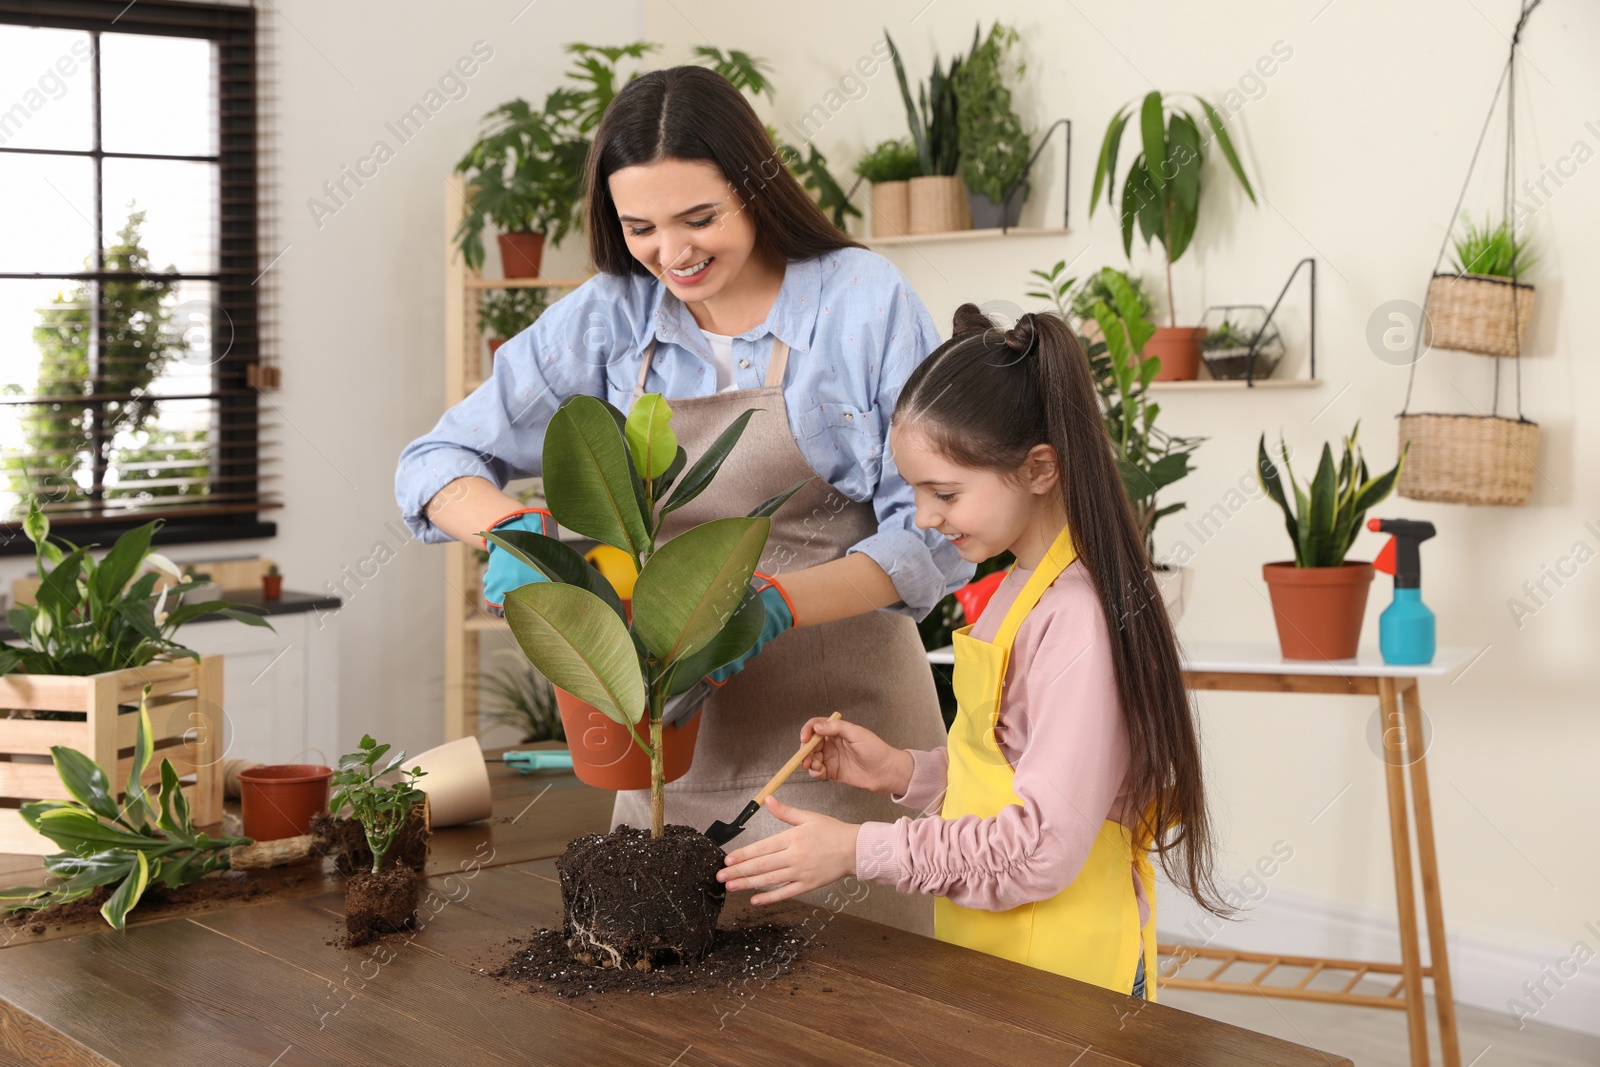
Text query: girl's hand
717 796 858 905
799 716 912 796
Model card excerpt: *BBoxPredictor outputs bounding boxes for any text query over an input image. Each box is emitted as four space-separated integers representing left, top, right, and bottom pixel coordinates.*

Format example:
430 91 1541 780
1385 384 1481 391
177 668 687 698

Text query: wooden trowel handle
752 712 842 805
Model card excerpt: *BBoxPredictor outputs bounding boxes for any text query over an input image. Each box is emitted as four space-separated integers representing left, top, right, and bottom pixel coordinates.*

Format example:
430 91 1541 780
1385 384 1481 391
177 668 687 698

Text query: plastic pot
1146 327 1204 381
554 689 700 791
239 764 334 841
497 232 545 279
1262 562 1374 660
262 573 283 600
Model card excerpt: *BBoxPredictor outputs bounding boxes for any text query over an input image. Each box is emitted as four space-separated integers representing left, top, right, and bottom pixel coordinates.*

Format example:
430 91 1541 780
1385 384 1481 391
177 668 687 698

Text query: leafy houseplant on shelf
886 27 971 234
856 138 919 238
1090 90 1257 380
952 22 1031 229
485 392 805 969
479 286 550 357
1424 213 1538 358
1256 425 1406 660
329 735 429 947
0 687 251 929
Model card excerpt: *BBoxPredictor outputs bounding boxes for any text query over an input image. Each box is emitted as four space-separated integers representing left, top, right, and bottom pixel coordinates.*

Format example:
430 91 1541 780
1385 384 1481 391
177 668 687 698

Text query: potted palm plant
1256 426 1406 660
952 22 1031 229
886 27 970 234
486 393 805 969
855 138 919 238
1089 91 1257 380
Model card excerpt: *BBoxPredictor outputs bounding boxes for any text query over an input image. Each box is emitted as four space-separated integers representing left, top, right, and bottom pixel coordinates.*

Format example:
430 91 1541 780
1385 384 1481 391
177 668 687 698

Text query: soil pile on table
556 824 725 969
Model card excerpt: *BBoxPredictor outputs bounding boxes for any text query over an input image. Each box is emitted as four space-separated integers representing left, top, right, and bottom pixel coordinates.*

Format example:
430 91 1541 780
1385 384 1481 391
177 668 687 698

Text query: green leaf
21 496 49 546
49 745 120 824
1118 164 1141 258
624 393 677 481
659 409 758 520
632 517 771 665
90 521 157 607
156 759 188 835
1168 113 1202 214
1198 97 1255 203
504 582 645 726
747 477 813 519
662 583 766 695
124 697 156 828
1091 105 1128 214
482 529 627 624
1139 91 1167 192
100 849 150 931
652 446 688 501
33 808 166 854
34 548 86 618
542 395 651 557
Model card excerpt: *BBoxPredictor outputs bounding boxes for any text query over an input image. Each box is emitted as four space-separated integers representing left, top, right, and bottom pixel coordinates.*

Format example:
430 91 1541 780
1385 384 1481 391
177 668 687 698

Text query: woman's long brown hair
896 305 1229 917
584 65 861 275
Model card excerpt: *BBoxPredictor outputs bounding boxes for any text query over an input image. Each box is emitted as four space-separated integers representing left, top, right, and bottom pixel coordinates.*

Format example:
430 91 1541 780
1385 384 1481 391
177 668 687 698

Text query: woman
396 66 969 934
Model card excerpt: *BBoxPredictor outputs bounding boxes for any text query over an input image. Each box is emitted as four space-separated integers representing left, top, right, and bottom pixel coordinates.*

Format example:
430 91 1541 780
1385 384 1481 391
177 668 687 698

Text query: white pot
409 736 493 827
1151 565 1192 625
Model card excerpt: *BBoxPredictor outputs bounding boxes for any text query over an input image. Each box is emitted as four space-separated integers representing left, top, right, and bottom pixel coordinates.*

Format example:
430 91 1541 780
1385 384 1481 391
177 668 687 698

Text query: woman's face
608 158 760 301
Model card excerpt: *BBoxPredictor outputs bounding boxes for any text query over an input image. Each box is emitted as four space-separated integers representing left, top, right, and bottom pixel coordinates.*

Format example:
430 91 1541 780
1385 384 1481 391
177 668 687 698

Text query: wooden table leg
1380 676 1431 1066
1403 682 1462 1067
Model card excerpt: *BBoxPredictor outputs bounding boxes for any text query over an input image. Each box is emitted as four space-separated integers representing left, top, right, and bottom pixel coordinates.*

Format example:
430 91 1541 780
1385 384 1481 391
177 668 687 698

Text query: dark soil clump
311 804 428 877
495 920 810 998
556 823 725 969
343 865 418 948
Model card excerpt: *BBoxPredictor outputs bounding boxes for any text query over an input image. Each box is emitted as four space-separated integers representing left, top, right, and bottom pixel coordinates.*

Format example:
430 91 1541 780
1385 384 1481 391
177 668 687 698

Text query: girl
396 67 969 935
716 305 1229 999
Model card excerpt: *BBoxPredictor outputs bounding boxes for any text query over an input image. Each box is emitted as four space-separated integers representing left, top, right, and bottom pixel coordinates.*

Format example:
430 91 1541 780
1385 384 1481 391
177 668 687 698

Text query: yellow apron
934 525 1159 999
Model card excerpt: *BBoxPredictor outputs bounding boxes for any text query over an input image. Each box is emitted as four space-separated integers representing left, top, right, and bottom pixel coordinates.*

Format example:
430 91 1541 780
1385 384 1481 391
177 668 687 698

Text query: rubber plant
0 686 250 930
485 394 807 839
1089 91 1256 328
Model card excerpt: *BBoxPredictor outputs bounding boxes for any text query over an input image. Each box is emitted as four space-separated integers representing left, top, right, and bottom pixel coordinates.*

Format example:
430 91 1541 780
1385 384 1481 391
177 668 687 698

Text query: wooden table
0 750 1349 1066
1169 641 1481 1067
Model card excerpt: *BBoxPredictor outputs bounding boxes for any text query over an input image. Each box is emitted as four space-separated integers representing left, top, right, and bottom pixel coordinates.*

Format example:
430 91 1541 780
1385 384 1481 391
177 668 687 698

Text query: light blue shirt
395 247 973 619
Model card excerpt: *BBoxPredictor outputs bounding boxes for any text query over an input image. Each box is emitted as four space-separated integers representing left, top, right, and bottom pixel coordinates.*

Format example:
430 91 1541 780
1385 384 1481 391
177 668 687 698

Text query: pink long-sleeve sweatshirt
854 557 1152 924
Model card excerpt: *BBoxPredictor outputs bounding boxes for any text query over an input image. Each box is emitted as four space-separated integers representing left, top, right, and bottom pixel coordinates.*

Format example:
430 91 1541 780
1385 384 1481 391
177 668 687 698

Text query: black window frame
0 0 273 555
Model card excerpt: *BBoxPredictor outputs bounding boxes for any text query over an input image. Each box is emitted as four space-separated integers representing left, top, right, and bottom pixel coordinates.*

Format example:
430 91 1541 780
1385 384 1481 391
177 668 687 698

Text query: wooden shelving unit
441 175 588 741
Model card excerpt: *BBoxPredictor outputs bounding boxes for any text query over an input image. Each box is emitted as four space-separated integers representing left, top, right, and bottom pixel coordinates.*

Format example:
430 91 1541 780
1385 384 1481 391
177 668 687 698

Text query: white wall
639 0 1600 1026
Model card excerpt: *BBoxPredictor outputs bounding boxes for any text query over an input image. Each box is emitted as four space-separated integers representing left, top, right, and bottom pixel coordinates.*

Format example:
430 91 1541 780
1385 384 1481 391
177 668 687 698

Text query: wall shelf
464 276 589 290
866 226 1070 248
1150 377 1322 391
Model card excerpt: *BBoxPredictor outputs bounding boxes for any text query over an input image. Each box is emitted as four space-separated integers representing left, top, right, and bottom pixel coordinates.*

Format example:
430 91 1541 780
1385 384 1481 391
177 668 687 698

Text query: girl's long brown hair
584 65 861 275
896 305 1229 917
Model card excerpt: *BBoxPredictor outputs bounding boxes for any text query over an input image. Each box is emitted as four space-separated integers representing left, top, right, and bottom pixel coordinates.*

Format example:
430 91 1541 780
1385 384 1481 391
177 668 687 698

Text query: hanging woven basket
1396 413 1538 506
1424 272 1536 357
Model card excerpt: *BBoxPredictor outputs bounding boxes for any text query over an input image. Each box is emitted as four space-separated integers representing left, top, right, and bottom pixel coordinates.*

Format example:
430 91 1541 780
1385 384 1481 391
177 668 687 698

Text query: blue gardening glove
481 508 554 615
707 573 794 686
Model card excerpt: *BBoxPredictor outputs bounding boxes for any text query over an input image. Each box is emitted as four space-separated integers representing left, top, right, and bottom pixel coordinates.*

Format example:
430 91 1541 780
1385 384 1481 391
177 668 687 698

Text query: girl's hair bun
1002 313 1037 356
949 302 994 339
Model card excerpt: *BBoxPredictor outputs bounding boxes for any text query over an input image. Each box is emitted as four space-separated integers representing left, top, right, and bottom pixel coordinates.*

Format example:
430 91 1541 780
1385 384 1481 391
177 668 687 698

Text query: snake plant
1256 425 1406 568
484 394 807 838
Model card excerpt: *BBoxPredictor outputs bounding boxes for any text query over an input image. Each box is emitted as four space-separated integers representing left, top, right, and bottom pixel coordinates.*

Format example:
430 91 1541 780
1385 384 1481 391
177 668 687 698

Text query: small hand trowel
704 712 841 848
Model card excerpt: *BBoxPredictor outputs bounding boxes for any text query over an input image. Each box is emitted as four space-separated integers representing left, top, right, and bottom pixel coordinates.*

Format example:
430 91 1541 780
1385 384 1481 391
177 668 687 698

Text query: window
0 0 274 554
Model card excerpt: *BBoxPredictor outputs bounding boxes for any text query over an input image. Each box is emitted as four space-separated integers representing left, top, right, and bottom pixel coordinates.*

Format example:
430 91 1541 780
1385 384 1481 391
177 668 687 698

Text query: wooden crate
0 656 224 855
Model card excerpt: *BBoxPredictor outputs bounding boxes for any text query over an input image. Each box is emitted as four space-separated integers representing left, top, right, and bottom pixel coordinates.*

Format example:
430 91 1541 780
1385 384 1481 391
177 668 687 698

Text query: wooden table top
0 753 1351 1067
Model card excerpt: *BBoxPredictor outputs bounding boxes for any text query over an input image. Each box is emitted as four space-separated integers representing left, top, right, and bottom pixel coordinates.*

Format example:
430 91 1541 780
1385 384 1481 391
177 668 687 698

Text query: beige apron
611 333 946 935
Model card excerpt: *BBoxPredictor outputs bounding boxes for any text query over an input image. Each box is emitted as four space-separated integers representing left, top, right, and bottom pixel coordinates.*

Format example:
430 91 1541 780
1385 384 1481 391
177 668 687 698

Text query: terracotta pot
487 337 506 357
1262 562 1374 660
497 231 545 279
239 764 334 841
1145 326 1204 381
555 688 701 791
262 574 283 600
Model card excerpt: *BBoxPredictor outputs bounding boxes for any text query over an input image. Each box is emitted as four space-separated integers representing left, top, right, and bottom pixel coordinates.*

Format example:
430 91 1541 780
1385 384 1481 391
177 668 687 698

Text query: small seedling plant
329 736 427 876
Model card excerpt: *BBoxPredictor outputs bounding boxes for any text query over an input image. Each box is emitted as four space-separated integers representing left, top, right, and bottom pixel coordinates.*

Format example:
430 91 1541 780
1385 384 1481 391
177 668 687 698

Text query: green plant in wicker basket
952 23 1031 204
483 394 808 838
0 687 251 930
329 736 427 876
1255 424 1406 568
0 497 271 678
855 139 920 184
1450 213 1538 279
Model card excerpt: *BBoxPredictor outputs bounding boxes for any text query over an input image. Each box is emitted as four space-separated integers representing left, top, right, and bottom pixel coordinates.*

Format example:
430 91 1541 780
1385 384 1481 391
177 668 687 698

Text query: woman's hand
798 716 912 796
717 796 858 905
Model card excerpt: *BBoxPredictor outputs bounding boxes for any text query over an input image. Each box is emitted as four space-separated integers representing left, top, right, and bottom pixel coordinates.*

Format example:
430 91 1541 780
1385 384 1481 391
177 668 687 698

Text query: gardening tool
704 712 842 848
1369 518 1437 666
489 749 574 774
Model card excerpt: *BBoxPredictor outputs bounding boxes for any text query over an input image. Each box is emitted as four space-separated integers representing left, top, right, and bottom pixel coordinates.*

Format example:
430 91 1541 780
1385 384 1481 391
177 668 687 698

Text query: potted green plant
856 137 919 238
0 687 252 930
485 393 804 969
262 562 282 601
479 286 550 356
1199 309 1283 381
1089 91 1257 380
1256 425 1406 660
1424 213 1537 358
1079 268 1206 621
886 27 971 234
329 735 428 947
952 23 1031 229
476 651 564 743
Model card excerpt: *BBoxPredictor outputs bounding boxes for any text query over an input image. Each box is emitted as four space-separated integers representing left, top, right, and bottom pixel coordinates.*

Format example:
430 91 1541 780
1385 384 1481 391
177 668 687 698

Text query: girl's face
608 158 760 302
890 422 1060 565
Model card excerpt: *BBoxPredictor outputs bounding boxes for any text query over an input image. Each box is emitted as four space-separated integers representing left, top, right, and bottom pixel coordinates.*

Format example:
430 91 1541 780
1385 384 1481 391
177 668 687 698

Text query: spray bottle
1368 518 1437 665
